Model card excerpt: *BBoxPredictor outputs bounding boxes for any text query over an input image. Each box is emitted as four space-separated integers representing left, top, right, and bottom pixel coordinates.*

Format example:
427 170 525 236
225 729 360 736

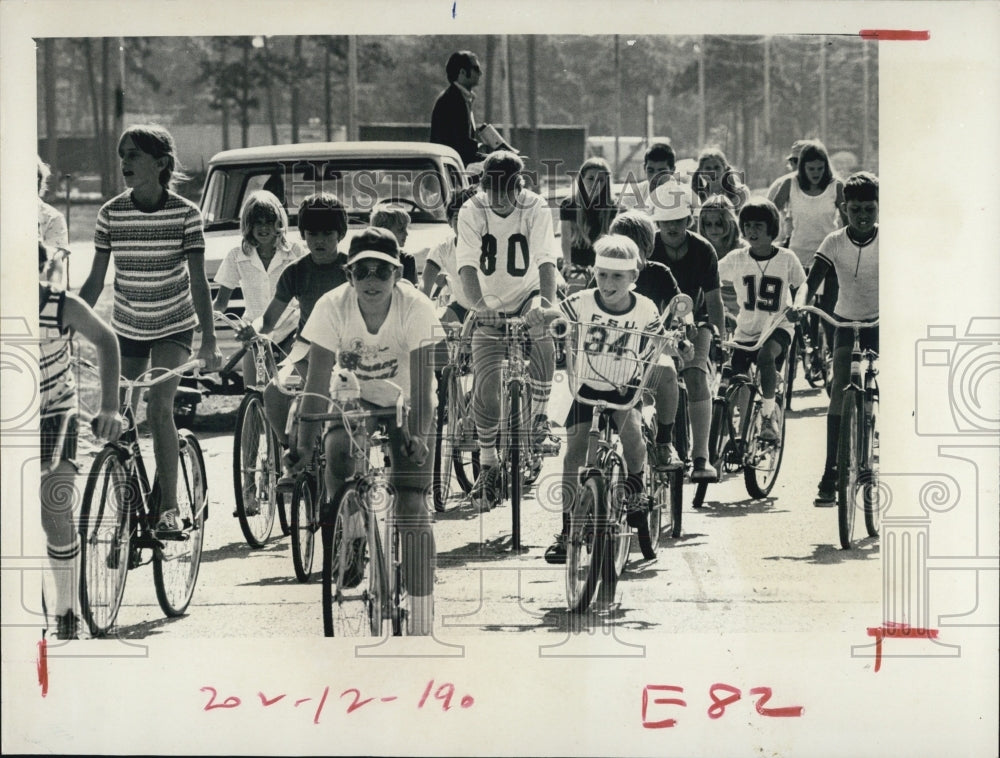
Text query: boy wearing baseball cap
648 180 727 481
296 226 444 635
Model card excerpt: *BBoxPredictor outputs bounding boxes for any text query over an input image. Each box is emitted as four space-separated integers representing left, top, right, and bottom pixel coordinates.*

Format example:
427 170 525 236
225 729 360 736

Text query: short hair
609 210 656 258
37 156 52 196
118 124 188 190
297 192 348 235
447 186 478 221
843 171 879 203
481 151 524 196
643 142 675 170
592 234 640 269
240 190 289 252
795 139 836 190
738 198 781 239
370 203 411 232
446 51 479 83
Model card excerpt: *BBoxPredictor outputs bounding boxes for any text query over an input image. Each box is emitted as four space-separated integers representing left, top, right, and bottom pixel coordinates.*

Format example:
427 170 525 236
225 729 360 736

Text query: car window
201 157 448 229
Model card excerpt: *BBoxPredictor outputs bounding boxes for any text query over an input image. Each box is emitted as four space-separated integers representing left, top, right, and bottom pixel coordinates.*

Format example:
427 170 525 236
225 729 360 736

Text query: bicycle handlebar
723 307 794 352
122 359 206 389
796 305 879 330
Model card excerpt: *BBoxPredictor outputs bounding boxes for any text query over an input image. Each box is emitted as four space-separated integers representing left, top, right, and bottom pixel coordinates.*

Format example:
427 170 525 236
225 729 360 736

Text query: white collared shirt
214 240 306 321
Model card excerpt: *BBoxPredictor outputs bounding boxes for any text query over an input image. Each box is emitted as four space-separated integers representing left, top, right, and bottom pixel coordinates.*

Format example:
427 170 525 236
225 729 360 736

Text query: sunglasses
350 261 396 281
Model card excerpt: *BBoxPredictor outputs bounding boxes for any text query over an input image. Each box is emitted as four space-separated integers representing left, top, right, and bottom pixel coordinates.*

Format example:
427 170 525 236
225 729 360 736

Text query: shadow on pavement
763 537 880 565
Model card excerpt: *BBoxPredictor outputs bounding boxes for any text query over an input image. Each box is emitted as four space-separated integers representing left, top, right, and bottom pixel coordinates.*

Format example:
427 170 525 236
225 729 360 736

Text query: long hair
118 124 190 191
697 194 743 256
571 157 616 250
691 148 745 207
795 140 837 191
240 190 291 255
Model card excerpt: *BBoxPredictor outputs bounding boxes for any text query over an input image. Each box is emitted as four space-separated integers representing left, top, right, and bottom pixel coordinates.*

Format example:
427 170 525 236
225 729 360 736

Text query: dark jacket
430 83 481 166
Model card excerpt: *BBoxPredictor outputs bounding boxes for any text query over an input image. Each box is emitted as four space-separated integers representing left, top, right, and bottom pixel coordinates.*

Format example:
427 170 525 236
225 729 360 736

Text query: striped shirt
39 287 76 418
94 190 204 339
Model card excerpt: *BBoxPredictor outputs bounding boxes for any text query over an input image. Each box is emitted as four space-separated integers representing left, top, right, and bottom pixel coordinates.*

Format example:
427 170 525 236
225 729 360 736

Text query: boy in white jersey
719 198 807 443
538 236 663 563
294 227 443 634
456 151 559 510
793 172 879 505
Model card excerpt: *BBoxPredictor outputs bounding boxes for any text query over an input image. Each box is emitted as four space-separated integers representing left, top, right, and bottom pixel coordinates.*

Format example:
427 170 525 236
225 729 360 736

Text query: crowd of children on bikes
37 112 878 640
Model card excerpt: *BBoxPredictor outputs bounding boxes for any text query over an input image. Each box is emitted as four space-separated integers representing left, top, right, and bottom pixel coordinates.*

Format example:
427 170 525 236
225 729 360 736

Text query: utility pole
347 35 358 141
527 36 539 167
614 35 621 179
819 36 828 144
500 35 511 142
115 38 126 192
862 39 870 168
697 35 706 147
763 36 771 147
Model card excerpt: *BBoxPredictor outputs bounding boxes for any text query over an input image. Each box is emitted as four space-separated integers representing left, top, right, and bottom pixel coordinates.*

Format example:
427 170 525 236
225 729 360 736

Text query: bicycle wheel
290 472 318 582
79 447 132 636
565 474 610 613
451 388 480 493
232 392 277 548
508 381 523 546
153 430 207 617
638 469 667 560
837 391 863 549
743 398 786 499
322 482 386 637
693 396 730 508
602 452 630 578
432 368 454 512
784 327 800 410
388 517 407 636
863 393 880 537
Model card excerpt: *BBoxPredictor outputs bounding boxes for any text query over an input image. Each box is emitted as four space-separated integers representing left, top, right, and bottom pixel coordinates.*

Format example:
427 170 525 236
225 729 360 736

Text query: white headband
593 254 638 272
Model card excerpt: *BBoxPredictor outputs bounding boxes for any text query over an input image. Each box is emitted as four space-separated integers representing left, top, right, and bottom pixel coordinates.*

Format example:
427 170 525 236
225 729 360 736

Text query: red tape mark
37 640 48 697
859 29 930 41
866 622 940 671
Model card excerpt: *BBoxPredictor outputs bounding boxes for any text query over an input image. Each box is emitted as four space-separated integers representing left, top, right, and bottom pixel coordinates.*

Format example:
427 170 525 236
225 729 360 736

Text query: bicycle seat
729 373 752 385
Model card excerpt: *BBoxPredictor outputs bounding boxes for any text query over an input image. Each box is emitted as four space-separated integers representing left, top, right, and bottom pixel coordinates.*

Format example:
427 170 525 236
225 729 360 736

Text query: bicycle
432 317 479 513
552 293 693 611
798 305 880 549
712 312 793 500
471 314 561 551
784 311 831 410
78 358 208 637
298 372 414 636
215 311 290 548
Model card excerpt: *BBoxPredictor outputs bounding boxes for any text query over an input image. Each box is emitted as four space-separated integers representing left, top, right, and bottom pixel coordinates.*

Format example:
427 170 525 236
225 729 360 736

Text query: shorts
118 328 194 360
729 329 791 375
40 413 78 470
834 323 879 353
564 383 643 429
679 325 714 375
323 399 432 494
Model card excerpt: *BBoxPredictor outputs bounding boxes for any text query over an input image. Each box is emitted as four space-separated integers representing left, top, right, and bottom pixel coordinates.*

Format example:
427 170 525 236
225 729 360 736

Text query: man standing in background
430 51 487 166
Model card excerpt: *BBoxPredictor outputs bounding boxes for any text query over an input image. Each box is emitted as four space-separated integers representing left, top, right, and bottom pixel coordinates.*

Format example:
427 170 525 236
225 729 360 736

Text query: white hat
648 180 693 222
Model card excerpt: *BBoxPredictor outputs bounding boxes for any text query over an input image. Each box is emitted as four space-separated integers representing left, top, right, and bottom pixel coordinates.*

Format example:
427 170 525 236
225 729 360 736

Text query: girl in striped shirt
80 124 222 538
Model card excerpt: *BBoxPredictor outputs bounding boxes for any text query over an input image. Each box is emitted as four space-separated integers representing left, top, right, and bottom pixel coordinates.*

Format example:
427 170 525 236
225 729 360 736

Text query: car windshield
201 157 448 229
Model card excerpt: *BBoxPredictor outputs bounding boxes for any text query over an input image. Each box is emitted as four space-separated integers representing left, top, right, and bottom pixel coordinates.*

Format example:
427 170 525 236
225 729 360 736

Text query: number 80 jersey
456 189 558 312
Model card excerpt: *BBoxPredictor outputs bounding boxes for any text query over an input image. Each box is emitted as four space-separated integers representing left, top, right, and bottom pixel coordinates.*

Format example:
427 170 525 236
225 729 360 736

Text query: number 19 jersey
455 189 558 312
718 245 806 342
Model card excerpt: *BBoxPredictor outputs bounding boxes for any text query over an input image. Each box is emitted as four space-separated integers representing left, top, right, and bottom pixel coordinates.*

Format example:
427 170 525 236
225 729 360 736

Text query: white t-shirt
302 281 443 405
616 178 702 217
560 289 663 392
815 227 878 321
214 240 305 321
718 246 806 342
425 236 475 310
456 189 558 312
788 181 841 266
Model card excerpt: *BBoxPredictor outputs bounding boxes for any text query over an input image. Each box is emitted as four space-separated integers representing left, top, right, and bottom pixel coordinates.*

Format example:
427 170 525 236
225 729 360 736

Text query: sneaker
651 442 683 471
814 469 837 507
544 534 567 565
759 412 782 443
54 610 80 641
690 457 719 482
470 465 501 512
532 414 553 445
154 508 184 539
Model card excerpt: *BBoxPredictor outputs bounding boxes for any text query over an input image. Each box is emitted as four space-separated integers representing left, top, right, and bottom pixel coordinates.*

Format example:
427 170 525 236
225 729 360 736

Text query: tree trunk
291 36 303 143
241 40 250 147
506 37 517 131
324 40 332 141
101 39 113 195
82 41 108 196
43 39 59 172
263 38 279 144
484 35 496 123
526 36 539 167
220 39 230 150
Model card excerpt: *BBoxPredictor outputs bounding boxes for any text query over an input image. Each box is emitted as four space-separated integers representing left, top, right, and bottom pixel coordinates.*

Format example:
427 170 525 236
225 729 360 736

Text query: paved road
75 368 880 642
